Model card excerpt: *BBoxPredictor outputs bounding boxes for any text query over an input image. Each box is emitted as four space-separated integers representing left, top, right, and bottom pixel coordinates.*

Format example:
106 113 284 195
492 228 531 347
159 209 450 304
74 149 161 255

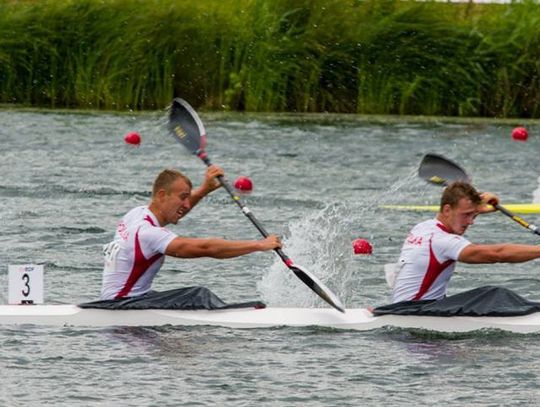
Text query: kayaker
391 181 540 303
100 166 281 300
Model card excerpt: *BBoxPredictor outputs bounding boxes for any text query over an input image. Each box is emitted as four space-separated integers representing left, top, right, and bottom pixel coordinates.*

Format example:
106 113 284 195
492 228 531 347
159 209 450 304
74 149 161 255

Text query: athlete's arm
189 165 224 208
459 243 540 264
165 235 281 259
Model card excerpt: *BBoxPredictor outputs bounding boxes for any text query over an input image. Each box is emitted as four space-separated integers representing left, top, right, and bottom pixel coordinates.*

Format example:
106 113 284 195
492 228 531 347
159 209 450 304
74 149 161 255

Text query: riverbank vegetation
0 0 539 117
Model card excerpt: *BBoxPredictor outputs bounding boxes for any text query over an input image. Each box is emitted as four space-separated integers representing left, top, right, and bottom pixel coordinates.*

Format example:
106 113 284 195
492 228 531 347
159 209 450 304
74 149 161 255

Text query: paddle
167 98 345 313
419 153 540 236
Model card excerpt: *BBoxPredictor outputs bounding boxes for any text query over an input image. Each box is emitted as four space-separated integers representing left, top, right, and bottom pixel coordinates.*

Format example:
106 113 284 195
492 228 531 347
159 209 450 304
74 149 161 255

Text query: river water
0 108 539 406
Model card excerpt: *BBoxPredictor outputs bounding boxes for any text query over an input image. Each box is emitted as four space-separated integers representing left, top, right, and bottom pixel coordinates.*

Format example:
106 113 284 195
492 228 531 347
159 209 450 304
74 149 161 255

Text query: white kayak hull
2 305 540 333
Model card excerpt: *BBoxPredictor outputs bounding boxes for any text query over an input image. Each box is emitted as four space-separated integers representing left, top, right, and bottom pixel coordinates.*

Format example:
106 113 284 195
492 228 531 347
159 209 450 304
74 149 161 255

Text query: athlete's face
161 178 192 225
442 197 479 235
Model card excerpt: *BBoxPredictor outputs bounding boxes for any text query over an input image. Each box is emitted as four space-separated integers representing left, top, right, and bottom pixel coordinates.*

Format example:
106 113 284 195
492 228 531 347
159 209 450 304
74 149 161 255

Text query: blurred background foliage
0 0 538 117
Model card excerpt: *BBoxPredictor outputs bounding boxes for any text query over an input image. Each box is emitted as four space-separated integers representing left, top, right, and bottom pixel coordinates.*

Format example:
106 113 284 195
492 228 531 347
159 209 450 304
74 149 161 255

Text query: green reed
0 0 539 117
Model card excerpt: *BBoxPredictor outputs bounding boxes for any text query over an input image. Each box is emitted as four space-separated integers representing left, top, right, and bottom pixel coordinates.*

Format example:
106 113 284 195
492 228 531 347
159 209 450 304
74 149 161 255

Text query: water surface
1 109 539 406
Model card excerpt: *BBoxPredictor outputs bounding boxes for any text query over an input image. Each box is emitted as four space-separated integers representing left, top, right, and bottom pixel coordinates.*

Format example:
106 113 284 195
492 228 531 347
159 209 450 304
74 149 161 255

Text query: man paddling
100 166 281 301
391 181 540 303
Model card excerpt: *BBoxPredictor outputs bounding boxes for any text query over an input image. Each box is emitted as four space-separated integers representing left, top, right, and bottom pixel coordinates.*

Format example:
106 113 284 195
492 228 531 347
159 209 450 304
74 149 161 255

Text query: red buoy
234 176 253 192
353 239 373 255
124 132 141 146
511 127 528 142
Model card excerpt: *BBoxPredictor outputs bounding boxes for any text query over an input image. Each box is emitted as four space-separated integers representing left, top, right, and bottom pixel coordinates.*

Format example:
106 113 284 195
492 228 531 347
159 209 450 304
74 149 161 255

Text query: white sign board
8 264 44 304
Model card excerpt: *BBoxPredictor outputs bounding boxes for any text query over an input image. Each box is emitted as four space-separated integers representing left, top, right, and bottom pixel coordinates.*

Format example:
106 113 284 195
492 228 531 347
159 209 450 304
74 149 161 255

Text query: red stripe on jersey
436 222 451 233
115 228 162 299
144 215 156 226
412 237 454 301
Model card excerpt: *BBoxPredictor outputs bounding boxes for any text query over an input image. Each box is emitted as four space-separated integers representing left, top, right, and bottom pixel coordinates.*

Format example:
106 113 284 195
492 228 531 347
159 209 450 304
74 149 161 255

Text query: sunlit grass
0 0 538 117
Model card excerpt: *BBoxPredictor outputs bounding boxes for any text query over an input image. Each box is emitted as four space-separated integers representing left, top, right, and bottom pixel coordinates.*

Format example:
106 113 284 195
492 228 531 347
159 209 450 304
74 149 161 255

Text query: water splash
257 201 352 308
257 169 419 307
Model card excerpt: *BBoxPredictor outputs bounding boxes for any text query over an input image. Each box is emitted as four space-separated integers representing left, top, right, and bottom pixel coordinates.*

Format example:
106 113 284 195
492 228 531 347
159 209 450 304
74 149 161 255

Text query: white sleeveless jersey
392 219 471 302
100 206 176 300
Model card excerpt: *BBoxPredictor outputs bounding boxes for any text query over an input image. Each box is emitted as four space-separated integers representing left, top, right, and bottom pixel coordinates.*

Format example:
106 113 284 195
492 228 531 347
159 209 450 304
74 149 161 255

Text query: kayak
381 203 540 215
3 304 540 333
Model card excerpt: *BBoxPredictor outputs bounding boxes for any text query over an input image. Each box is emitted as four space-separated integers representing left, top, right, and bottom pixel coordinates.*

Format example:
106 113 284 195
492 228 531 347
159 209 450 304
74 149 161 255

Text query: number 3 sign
8 265 44 304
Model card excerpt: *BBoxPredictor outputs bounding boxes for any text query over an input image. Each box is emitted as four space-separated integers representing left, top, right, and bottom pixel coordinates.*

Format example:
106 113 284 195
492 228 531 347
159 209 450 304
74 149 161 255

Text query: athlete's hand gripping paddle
419 153 540 236
168 98 345 313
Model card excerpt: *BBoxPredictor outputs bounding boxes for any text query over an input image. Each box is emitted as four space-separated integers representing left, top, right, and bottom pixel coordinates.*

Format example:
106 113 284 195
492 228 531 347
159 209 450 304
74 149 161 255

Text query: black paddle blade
291 264 345 313
168 98 206 155
418 153 471 186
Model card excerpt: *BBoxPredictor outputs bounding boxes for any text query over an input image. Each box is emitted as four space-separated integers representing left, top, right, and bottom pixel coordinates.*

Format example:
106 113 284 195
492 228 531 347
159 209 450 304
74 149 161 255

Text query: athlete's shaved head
440 181 482 210
152 169 192 197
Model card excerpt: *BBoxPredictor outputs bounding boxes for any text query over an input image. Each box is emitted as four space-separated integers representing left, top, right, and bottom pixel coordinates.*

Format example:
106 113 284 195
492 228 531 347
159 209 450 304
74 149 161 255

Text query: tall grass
0 0 539 117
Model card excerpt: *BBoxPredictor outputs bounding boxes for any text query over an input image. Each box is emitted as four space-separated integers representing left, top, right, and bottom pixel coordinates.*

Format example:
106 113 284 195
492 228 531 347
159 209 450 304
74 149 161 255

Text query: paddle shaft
492 203 540 236
199 155 292 265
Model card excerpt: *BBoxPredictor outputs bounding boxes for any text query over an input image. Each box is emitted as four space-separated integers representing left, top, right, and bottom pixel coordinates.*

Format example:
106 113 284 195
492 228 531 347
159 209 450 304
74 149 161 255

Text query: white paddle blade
290 264 345 313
